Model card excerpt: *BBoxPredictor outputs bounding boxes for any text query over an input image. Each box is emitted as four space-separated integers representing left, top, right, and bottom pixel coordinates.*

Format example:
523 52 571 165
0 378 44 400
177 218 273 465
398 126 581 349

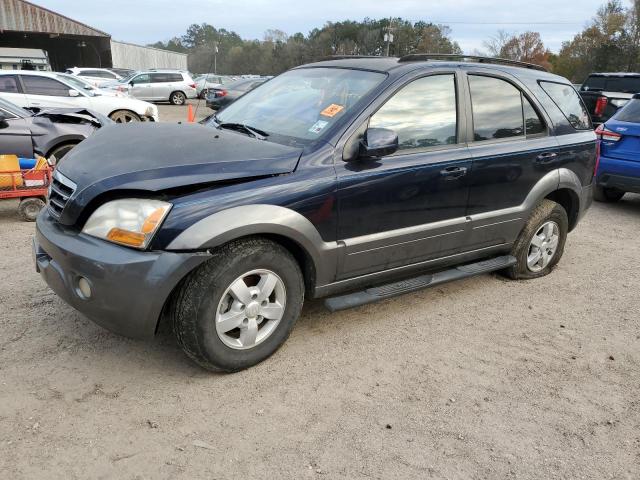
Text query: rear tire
170 91 186 105
18 197 45 222
171 238 304 372
503 199 568 280
593 186 624 202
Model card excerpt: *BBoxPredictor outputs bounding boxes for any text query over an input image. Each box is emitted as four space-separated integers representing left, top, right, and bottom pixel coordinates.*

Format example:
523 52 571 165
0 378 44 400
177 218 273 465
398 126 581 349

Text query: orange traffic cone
187 104 195 123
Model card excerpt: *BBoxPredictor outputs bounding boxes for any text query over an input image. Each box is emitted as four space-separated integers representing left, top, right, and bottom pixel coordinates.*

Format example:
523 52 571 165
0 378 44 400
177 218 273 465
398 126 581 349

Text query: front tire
593 186 624 202
504 199 568 280
171 238 304 372
170 91 186 105
109 110 141 123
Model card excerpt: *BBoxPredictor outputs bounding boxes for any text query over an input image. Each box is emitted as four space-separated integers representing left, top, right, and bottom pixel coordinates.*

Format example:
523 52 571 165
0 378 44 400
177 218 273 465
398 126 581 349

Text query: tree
499 31 551 69
553 0 638 81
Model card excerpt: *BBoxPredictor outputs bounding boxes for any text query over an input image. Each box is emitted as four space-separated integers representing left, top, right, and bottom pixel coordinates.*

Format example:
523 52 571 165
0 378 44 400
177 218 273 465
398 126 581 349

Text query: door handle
440 166 468 179
535 152 558 164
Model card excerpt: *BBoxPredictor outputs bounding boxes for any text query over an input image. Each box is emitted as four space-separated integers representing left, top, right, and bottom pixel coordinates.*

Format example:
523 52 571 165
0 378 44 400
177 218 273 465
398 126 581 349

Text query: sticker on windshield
320 104 345 117
308 120 329 134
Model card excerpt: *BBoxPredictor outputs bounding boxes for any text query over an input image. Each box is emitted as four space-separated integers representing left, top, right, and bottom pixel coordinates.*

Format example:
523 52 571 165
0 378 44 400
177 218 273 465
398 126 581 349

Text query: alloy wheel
215 269 286 350
527 221 560 272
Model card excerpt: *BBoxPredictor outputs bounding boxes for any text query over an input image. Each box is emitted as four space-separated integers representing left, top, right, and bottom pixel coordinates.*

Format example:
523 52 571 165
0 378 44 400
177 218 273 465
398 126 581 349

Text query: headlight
82 199 171 249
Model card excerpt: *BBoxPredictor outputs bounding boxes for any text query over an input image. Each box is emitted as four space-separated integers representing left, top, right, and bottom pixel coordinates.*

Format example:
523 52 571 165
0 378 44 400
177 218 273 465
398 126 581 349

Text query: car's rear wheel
503 199 568 280
170 91 186 105
109 110 141 123
593 186 625 202
171 238 304 372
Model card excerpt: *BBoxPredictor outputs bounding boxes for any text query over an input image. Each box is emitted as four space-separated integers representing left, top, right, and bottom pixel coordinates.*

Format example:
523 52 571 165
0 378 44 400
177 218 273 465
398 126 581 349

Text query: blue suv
33 55 596 371
594 93 640 202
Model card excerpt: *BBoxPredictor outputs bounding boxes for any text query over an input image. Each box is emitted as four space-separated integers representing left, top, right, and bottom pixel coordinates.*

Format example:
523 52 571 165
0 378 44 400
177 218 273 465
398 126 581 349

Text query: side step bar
324 255 517 312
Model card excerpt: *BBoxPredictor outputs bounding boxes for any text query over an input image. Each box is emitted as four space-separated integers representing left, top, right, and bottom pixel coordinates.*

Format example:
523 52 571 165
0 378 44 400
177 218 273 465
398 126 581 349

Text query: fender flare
166 204 339 286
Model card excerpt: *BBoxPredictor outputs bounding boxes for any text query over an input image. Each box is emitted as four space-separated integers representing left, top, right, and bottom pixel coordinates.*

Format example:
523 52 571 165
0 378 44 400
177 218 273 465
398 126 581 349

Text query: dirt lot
1 111 639 478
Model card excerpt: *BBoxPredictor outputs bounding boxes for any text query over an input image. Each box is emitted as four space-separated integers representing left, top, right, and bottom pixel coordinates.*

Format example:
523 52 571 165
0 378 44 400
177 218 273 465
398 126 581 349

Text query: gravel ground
0 119 639 478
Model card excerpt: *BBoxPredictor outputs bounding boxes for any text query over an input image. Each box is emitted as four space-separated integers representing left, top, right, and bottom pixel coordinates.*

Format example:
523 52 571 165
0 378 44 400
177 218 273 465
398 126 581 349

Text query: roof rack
397 54 548 72
321 55 388 61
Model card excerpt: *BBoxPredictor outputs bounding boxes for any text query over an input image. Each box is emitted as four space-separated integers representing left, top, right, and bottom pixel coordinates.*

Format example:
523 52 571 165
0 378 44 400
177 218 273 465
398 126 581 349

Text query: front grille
48 171 77 218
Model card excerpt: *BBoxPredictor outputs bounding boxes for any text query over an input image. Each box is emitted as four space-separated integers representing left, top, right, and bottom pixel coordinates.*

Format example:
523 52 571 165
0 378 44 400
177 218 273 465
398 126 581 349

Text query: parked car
0 71 158 122
194 73 234 98
0 96 108 160
205 78 268 109
64 67 123 87
108 67 136 78
57 73 129 98
105 70 197 105
593 93 640 202
578 72 640 126
33 55 596 372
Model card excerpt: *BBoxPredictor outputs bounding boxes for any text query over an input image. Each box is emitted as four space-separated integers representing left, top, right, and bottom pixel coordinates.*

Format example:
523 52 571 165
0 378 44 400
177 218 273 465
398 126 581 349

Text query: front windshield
118 73 137 83
56 74 95 93
214 67 386 144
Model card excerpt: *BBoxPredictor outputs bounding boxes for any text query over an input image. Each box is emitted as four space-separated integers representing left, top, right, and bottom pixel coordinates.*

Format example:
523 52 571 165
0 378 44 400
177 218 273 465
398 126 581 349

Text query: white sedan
0 71 158 122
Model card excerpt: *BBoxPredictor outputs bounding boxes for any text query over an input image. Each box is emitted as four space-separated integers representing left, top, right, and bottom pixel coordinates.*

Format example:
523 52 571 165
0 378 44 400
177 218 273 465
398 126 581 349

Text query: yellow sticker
320 104 345 117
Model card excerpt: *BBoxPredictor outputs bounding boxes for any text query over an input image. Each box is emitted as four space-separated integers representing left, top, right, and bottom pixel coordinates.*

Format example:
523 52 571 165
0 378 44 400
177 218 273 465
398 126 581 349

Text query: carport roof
0 0 110 37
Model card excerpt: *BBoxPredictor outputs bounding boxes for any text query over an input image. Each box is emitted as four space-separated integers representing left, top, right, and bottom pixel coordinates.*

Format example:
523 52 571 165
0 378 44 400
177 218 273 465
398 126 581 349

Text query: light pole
214 43 218 74
384 19 394 57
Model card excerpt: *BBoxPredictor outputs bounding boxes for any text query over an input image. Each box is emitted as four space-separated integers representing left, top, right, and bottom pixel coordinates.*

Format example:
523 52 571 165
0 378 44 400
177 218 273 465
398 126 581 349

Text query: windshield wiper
216 122 269 140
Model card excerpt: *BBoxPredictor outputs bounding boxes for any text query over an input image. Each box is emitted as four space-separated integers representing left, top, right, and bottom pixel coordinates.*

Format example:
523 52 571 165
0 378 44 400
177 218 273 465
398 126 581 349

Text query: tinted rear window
615 99 640 123
540 81 591 130
583 75 640 94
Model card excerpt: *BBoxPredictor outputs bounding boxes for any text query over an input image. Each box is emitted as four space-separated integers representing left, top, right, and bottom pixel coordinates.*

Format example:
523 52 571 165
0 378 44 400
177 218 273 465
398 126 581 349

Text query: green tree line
149 0 640 82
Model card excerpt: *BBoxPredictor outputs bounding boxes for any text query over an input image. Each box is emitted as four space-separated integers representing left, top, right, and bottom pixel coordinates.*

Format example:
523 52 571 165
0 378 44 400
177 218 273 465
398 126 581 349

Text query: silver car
194 74 234 98
108 70 198 105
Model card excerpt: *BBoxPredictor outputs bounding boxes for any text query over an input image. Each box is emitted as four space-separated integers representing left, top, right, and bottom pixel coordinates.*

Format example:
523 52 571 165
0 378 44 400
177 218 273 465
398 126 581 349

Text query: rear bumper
34 210 211 338
597 155 640 193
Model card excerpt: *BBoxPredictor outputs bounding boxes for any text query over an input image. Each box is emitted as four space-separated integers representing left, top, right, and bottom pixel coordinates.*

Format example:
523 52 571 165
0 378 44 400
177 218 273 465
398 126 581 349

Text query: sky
37 0 614 53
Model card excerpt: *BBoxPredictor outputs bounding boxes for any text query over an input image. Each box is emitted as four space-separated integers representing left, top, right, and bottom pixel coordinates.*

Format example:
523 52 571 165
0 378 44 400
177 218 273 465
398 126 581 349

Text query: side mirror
129 81 135 86
0 119 8 129
358 127 399 159
68 89 80 97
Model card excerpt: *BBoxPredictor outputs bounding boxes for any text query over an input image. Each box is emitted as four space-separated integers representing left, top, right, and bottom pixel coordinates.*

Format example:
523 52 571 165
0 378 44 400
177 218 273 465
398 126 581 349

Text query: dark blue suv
34 55 596 371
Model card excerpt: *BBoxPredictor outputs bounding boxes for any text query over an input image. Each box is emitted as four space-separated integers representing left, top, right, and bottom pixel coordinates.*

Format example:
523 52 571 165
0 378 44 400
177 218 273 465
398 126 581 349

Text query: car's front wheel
504 199 568 280
593 186 625 202
109 110 141 123
171 238 304 372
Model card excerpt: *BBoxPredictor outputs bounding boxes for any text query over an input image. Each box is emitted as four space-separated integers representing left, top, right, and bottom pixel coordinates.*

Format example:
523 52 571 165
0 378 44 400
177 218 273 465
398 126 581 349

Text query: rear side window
540 81 591 130
0 75 20 93
169 73 183 82
615 99 640 123
370 74 457 150
21 76 71 97
469 76 523 140
151 73 169 83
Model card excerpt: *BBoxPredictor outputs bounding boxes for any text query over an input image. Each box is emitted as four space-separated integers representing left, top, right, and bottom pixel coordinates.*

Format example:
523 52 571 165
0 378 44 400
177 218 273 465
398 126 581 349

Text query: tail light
595 124 621 142
189 83 196 89
216 90 227 97
594 96 608 116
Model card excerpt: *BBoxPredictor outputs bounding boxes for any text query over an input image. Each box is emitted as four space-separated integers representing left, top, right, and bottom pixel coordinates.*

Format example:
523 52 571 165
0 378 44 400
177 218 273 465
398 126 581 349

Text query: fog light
77 277 92 299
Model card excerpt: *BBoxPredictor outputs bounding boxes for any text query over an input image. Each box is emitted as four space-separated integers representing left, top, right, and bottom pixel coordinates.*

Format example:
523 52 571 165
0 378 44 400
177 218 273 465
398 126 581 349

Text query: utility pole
384 18 394 57
214 42 218 74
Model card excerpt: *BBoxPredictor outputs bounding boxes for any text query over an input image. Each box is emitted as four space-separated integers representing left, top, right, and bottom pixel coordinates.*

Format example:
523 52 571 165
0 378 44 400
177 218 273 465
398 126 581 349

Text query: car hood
55 123 303 225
